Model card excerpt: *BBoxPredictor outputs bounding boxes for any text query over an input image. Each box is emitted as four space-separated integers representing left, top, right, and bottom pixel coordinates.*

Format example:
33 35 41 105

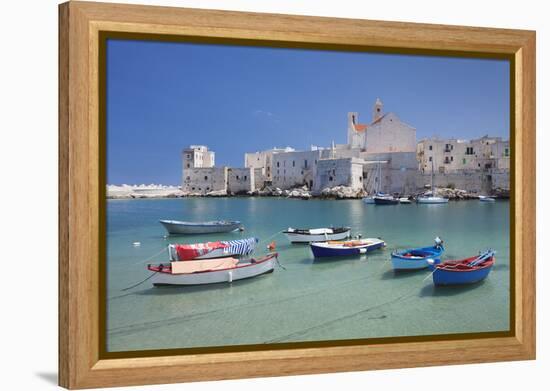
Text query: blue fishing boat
391 237 444 270
310 238 385 258
433 250 495 286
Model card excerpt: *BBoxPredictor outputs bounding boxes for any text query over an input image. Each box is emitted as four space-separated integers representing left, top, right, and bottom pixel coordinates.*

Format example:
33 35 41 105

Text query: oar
468 250 495 267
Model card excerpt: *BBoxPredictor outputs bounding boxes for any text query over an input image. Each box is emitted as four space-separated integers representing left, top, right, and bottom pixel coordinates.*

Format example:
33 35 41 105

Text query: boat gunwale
282 227 351 235
391 245 443 260
435 256 495 272
311 238 385 250
159 219 242 226
148 253 278 275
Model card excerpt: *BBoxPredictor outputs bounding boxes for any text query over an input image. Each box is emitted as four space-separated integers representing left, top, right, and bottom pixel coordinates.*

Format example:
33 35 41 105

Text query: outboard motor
434 236 443 248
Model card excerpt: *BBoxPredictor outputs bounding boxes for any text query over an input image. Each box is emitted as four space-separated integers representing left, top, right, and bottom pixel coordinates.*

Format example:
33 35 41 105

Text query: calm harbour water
106 197 510 352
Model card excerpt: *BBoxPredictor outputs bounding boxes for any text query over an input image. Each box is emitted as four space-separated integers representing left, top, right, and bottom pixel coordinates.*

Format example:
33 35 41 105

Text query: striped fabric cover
171 237 258 261
222 237 258 257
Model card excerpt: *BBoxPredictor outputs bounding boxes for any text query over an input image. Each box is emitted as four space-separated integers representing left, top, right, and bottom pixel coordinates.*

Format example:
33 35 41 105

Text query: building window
192 187 195 190
277 162 280 167
451 156 454 161
466 147 474 155
206 187 210 191
244 176 247 181
292 161 295 167
186 176 190 180
504 148 509 157
429 145 433 151
329 176 333 181
304 160 308 168
463 158 466 165
315 160 317 165
428 157 432 162
359 176 363 182
204 176 208 180
236 175 239 180
186 164 190 168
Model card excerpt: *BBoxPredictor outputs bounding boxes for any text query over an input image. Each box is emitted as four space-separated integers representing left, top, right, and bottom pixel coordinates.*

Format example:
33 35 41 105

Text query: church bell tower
373 98 383 121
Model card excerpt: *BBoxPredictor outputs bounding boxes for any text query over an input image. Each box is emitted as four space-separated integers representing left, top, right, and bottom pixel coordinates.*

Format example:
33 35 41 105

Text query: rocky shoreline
107 184 509 201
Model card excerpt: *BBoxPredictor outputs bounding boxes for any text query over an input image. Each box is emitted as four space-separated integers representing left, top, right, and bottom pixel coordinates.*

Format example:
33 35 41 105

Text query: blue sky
107 39 510 185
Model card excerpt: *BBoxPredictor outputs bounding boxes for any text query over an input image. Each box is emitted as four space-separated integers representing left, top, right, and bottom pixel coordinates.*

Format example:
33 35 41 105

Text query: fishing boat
283 227 351 243
168 237 258 261
159 220 243 235
362 196 376 204
399 197 412 204
432 250 495 286
373 193 399 205
391 237 444 270
478 195 496 202
417 160 449 204
147 253 278 286
310 238 386 258
417 195 449 204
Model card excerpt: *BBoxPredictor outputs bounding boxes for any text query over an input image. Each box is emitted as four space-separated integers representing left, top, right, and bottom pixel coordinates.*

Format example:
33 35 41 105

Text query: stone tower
347 112 364 149
373 98 383 122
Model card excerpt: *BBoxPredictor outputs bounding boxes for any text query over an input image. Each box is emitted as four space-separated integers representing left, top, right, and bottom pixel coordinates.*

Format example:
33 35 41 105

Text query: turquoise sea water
106 197 510 352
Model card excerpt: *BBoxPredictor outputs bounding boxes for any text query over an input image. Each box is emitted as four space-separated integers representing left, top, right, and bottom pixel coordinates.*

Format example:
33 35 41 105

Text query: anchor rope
120 271 158 291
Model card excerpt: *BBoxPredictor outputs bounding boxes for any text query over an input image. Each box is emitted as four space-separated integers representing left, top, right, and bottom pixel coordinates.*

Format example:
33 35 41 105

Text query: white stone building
182 166 228 195
244 147 295 183
313 157 364 192
227 167 254 194
243 98 421 195
182 145 215 169
272 149 326 189
417 136 510 193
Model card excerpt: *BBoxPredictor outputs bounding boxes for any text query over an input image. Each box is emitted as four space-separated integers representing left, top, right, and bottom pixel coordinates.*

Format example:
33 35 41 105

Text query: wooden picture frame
59 1 536 389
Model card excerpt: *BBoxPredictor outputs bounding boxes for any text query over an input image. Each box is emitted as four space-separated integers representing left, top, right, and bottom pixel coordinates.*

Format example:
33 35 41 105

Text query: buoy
132 242 141 247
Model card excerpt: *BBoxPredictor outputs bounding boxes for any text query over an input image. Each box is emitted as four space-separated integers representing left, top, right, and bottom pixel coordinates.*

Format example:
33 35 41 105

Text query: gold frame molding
59 1 536 389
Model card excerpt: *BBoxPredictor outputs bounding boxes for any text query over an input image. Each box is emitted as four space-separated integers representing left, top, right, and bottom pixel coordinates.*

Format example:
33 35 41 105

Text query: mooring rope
121 271 158 291
257 230 283 247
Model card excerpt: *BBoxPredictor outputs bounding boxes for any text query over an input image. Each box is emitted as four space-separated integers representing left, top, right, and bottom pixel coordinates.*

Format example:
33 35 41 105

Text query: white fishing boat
147 253 278 286
283 227 351 243
310 238 386 258
478 195 496 202
159 220 243 235
168 237 258 261
417 160 449 204
399 197 412 204
417 195 449 204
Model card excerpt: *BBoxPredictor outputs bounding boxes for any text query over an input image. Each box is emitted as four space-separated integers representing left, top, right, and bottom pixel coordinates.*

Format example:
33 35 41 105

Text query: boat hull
159 220 242 235
151 258 276 286
433 265 493 285
284 230 351 243
310 239 385 258
374 197 398 205
391 246 444 270
416 197 449 204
